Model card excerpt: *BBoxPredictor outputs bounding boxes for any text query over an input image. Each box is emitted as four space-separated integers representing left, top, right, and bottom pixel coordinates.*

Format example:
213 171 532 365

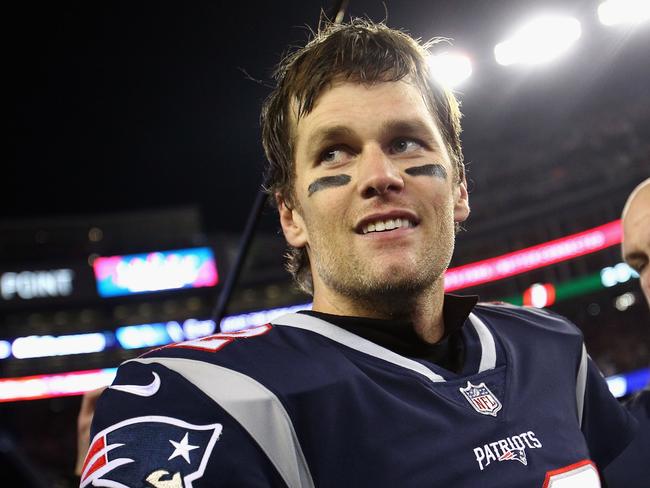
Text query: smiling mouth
361 218 416 234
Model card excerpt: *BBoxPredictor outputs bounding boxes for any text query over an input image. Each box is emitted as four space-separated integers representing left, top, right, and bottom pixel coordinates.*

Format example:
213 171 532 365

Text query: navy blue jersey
603 388 650 487
82 303 637 487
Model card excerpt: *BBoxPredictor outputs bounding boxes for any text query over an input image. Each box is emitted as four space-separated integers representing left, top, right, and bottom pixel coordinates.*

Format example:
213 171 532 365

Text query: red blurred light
444 220 621 291
0 368 116 403
523 283 556 308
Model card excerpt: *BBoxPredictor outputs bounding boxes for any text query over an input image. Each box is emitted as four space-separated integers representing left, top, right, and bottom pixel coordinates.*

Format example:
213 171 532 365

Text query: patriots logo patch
80 416 222 488
498 446 528 465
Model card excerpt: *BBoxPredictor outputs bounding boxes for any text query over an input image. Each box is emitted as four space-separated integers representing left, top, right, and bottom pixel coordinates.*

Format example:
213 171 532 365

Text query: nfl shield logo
459 381 502 417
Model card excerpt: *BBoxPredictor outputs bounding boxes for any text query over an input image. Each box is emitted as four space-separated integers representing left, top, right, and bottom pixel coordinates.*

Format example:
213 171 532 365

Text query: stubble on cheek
303 177 457 309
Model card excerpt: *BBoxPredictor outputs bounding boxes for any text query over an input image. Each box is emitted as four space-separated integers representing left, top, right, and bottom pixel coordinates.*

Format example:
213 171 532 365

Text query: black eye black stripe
307 174 352 196
405 163 447 179
307 164 446 196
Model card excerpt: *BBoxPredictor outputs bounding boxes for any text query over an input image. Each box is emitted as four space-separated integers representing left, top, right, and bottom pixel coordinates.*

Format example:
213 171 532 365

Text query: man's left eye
391 139 422 154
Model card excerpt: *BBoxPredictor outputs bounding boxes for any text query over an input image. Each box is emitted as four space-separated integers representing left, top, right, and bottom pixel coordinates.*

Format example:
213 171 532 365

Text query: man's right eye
320 147 352 166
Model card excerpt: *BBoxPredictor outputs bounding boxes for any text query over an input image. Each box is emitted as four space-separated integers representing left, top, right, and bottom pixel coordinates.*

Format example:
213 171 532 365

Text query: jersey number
168 324 272 352
543 460 600 488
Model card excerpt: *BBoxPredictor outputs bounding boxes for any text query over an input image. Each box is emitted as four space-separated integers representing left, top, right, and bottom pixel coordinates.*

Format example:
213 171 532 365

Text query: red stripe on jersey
542 459 598 488
80 435 107 482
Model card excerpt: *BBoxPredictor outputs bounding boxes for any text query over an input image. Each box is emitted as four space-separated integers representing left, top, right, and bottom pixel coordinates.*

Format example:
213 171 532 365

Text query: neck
311 278 446 343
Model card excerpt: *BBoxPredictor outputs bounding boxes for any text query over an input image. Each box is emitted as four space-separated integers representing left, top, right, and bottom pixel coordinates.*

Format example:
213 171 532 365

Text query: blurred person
79 20 638 487
603 178 650 488
74 387 104 478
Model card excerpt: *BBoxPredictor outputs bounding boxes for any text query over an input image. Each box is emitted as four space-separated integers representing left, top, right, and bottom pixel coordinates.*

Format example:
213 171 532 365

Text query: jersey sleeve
80 360 287 488
580 357 639 470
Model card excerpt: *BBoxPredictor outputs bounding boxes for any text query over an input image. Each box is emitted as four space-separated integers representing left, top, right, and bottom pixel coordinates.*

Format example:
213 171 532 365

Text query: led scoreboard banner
93 247 218 297
0 247 219 309
1 268 74 300
0 263 98 308
444 220 622 292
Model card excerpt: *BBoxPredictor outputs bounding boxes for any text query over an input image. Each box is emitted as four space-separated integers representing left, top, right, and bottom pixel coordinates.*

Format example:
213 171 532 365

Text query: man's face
622 184 650 305
278 80 469 308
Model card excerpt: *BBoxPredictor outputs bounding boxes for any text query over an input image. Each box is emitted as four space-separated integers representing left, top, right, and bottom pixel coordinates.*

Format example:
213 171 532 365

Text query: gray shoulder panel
272 313 446 382
129 356 315 488
468 313 497 373
576 344 588 427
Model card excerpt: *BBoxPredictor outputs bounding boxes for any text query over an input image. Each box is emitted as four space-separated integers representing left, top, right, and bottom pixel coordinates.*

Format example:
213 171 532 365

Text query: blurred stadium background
3 0 649 485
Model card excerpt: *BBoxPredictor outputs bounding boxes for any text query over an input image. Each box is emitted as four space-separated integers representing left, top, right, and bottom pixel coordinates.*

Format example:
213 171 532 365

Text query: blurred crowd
468 97 650 225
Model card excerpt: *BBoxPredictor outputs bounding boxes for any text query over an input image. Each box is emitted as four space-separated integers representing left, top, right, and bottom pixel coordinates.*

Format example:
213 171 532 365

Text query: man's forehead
292 80 437 136
292 78 430 120
631 183 650 207
624 200 650 234
623 179 650 223
622 182 650 259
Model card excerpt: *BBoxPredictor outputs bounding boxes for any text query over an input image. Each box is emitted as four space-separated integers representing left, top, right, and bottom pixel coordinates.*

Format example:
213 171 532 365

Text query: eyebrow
378 119 438 143
305 126 357 160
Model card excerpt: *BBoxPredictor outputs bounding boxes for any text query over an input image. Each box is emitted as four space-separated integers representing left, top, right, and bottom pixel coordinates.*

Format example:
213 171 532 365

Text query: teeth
362 218 414 234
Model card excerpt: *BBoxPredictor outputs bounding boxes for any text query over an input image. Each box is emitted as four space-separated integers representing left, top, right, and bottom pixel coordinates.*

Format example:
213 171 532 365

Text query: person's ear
276 193 308 248
453 175 470 223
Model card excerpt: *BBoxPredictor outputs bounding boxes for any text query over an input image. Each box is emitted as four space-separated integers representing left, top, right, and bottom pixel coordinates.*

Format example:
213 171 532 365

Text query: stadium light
11 333 107 359
0 303 314 361
494 15 582 66
427 52 473 88
523 283 556 308
0 340 10 359
598 0 650 26
614 292 636 311
601 262 638 287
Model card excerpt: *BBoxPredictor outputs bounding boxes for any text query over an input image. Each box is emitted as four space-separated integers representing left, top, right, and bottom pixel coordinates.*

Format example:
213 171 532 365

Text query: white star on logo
168 432 199 464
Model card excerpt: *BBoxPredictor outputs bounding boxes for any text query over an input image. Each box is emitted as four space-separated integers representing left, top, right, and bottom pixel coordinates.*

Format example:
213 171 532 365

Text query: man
621 178 650 305
603 178 650 488
80 20 636 487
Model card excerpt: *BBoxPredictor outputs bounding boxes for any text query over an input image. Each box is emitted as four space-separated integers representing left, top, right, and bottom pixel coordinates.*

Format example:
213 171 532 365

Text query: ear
453 176 470 223
276 193 309 248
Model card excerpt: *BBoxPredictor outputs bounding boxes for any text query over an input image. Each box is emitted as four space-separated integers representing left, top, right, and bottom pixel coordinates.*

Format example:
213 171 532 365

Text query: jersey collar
271 309 496 384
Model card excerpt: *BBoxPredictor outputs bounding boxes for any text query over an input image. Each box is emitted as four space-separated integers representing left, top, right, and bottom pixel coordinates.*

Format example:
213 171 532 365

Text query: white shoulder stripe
576 344 588 427
272 313 446 382
468 313 497 373
129 357 315 488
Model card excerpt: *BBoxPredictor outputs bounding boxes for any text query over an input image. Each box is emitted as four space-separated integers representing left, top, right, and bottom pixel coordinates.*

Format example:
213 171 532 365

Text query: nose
358 146 404 199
